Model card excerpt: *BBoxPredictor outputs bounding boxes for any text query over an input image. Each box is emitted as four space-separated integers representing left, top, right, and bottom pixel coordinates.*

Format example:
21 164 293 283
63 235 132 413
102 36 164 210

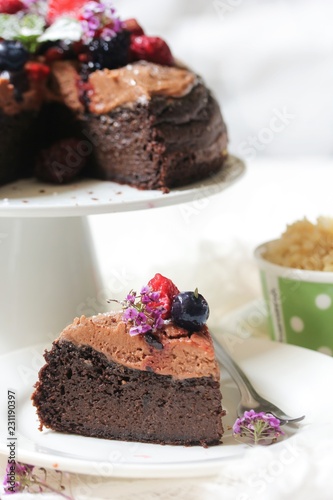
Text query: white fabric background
114 0 333 158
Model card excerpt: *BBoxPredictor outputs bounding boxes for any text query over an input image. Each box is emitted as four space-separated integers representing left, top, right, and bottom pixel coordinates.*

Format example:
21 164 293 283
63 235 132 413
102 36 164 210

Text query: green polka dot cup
255 242 333 356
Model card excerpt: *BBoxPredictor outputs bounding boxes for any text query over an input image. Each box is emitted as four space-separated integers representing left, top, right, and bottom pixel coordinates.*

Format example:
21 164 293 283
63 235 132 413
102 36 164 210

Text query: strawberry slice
0 0 24 14
148 273 180 319
47 0 87 24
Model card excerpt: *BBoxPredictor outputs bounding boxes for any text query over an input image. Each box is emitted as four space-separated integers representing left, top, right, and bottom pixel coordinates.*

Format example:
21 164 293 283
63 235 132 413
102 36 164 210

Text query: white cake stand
0 155 245 352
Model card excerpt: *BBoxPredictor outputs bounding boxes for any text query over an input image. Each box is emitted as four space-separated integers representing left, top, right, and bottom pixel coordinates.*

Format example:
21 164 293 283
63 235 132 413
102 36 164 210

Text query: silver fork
212 333 305 425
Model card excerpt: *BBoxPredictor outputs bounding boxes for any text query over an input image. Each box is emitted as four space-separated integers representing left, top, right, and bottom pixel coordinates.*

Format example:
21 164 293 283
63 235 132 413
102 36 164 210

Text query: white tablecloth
1 158 333 499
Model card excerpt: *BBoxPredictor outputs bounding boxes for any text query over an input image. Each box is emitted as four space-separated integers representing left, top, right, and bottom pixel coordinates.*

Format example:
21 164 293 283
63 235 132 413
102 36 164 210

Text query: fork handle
212 337 262 408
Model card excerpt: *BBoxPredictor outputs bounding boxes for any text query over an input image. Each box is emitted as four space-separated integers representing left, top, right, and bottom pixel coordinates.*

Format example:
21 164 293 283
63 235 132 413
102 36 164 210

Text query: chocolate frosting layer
48 61 84 114
85 75 228 189
59 313 220 381
87 61 197 114
0 73 45 115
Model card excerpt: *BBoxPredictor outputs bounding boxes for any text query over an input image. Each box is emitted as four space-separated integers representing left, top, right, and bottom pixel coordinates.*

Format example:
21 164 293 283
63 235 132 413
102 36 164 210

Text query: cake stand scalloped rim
0 155 245 217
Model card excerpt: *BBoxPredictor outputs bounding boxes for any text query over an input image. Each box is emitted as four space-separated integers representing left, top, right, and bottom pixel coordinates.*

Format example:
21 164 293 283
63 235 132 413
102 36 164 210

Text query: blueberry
87 30 131 72
171 289 210 332
0 41 29 72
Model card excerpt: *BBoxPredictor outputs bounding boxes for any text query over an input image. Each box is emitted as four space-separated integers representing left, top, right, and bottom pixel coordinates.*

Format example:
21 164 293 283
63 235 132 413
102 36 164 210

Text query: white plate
0 155 244 217
1 335 332 478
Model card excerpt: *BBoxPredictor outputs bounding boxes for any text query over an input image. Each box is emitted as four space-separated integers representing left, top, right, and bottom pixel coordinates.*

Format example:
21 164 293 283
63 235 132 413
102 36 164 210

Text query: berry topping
86 30 131 71
34 138 90 184
130 35 174 66
171 289 210 332
122 18 144 37
25 62 50 82
148 273 179 319
47 0 87 24
0 40 29 72
42 46 64 62
0 0 24 14
144 332 163 351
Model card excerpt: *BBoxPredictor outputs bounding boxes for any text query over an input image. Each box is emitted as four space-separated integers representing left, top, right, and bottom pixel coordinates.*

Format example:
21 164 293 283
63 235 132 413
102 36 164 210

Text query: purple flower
153 315 164 330
116 282 166 337
83 1 106 16
233 410 285 445
232 420 241 434
3 462 34 494
149 291 160 302
100 27 116 40
141 294 152 305
129 323 152 336
14 463 34 475
136 312 148 324
122 307 139 322
79 0 123 43
126 293 136 304
112 17 123 33
3 462 35 494
2 461 75 498
268 415 282 429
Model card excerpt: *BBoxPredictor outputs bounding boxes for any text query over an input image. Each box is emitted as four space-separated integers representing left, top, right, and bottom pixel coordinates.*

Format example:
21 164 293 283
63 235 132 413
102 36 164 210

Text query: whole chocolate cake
32 274 224 446
0 0 228 190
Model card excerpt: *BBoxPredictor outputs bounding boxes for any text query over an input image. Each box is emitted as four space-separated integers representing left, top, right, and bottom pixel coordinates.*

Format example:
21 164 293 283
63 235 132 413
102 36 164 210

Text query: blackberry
0 40 29 72
87 30 131 72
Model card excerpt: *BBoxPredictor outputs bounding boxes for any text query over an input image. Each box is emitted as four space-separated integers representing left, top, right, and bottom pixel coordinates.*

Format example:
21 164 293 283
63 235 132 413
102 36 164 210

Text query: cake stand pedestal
0 217 101 352
0 155 245 353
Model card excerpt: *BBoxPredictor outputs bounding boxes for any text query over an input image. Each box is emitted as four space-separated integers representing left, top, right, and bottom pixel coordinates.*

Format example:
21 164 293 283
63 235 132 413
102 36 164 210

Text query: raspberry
122 18 144 37
43 47 64 63
47 0 86 24
0 0 24 14
25 62 50 82
34 138 90 184
130 35 174 66
148 273 180 319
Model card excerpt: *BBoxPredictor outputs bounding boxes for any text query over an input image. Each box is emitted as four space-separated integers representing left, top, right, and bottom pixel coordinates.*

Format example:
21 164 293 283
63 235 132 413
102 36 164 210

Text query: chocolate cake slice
32 275 224 446
83 62 228 190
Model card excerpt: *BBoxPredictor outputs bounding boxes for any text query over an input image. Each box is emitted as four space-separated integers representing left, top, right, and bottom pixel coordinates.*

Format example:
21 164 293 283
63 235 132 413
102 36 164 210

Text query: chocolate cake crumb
32 340 224 447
